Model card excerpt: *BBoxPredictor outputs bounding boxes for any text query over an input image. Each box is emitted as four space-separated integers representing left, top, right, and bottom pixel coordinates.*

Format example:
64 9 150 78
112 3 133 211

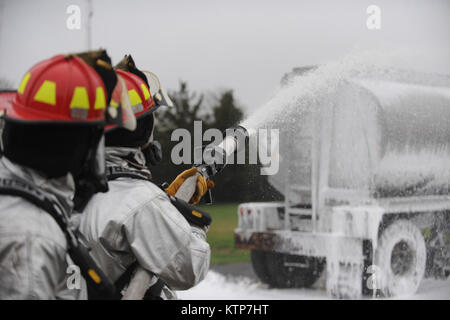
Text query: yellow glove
165 168 215 204
191 176 215 205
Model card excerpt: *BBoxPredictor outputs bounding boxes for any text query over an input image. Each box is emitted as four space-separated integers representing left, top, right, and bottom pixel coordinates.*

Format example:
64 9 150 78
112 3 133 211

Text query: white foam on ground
176 270 450 300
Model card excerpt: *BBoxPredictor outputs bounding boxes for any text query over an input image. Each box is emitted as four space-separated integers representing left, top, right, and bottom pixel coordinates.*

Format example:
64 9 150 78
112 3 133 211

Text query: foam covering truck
234 76 450 298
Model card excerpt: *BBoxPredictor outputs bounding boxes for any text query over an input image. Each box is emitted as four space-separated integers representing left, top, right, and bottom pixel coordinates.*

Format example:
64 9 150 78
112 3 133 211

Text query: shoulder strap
0 177 67 230
0 177 117 299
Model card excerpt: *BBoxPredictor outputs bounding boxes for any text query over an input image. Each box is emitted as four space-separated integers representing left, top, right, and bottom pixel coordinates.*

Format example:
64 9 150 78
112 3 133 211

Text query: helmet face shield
106 74 137 131
84 131 108 194
73 127 108 212
142 71 174 111
93 135 106 185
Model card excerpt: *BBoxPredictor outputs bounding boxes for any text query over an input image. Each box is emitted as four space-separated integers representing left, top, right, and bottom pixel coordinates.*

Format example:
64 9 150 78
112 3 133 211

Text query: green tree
156 81 210 133
211 90 243 131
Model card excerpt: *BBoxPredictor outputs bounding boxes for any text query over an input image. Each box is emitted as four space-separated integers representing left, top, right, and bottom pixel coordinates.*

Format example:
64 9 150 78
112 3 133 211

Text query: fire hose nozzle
201 125 250 175
193 125 251 204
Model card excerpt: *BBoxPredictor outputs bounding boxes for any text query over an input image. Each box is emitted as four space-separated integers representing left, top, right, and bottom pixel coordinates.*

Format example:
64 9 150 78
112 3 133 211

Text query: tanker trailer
234 78 450 298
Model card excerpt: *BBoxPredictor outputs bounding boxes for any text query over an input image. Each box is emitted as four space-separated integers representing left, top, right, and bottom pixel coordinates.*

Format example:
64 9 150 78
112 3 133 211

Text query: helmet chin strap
140 140 162 167
121 139 162 180
135 127 162 168
122 148 145 167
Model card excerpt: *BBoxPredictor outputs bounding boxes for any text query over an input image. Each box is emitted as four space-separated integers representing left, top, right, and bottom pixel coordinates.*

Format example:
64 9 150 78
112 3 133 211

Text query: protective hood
105 146 152 178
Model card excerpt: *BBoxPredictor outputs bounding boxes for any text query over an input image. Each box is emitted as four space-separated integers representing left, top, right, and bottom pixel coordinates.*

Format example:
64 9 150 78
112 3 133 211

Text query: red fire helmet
9 54 110 123
114 70 156 117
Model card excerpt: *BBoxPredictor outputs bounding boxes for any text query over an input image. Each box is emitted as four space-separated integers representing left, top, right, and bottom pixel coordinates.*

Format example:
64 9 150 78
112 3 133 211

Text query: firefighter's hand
191 175 214 205
165 168 214 204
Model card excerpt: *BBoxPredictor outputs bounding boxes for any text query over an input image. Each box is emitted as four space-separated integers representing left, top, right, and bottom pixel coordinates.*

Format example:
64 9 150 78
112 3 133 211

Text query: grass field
198 203 251 265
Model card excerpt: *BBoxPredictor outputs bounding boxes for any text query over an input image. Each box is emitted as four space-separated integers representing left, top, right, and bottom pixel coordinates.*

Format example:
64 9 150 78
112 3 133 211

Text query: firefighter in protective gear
79 55 212 299
0 51 133 299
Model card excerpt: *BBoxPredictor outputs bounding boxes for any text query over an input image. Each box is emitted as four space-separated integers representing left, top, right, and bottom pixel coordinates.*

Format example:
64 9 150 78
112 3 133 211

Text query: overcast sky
0 0 449 114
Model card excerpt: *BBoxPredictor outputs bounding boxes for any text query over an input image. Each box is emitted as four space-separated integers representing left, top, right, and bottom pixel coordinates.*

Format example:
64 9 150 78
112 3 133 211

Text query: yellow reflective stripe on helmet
110 99 119 107
34 80 56 105
141 84 151 101
18 73 31 94
128 89 142 106
70 86 90 110
94 87 106 110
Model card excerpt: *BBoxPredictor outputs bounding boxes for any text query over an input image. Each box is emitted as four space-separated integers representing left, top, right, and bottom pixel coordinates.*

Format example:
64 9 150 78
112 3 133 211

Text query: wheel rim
390 240 415 276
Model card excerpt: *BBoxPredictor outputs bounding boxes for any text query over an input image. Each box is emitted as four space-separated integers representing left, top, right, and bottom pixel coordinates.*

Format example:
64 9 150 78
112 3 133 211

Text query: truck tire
251 250 324 288
374 219 426 297
250 250 272 284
